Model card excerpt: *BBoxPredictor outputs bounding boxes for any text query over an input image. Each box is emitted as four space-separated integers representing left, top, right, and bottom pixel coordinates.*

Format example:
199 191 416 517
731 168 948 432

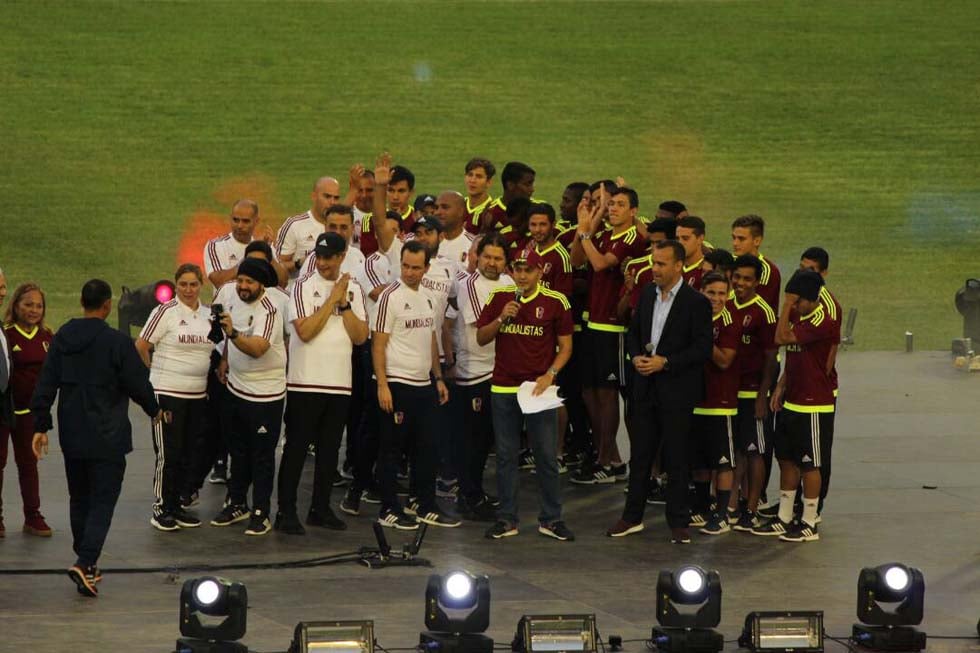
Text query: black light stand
358 522 431 569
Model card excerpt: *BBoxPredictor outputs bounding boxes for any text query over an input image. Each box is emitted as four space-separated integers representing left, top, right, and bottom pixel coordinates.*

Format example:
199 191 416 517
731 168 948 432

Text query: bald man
204 199 284 291
436 191 476 268
276 177 342 284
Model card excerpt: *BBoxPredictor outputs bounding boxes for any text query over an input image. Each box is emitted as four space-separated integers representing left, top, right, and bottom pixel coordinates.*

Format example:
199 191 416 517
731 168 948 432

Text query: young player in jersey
361 155 417 255
479 161 536 232
569 186 647 484
726 255 778 532
463 158 496 235
556 182 589 248
689 272 741 536
476 248 574 542
373 240 457 530
136 265 213 532
754 270 838 543
731 215 780 312
527 203 573 296
275 176 342 284
619 218 676 317
675 216 707 289
203 199 286 292
1 283 53 537
435 191 476 267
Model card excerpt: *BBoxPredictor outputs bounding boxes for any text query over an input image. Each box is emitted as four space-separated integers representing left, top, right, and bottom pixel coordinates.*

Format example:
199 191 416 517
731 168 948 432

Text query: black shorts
735 397 772 455
774 409 833 470
689 414 736 471
583 327 625 387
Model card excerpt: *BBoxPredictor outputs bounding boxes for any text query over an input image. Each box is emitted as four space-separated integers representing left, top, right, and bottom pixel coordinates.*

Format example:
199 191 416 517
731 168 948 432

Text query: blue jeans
491 392 561 526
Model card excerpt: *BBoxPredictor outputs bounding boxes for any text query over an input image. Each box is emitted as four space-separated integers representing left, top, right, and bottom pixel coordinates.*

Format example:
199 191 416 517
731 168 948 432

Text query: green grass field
3 1 979 349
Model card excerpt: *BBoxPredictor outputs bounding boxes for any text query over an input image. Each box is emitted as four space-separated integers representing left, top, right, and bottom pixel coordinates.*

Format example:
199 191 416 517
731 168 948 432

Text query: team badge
348 291 354 302
42 342 49 352
688 277 695 285
472 397 482 412
543 262 552 274
713 326 720 339
394 411 405 425
460 253 467 263
535 306 544 319
743 315 752 327
248 316 253 327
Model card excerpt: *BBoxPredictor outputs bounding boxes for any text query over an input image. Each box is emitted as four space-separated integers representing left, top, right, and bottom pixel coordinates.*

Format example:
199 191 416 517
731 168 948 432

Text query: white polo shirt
352 251 393 328
300 245 366 279
225 291 287 402
203 233 251 279
287 273 367 395
373 279 435 387
421 254 460 359
138 299 213 399
453 270 513 385
215 281 290 341
438 230 475 268
275 211 322 261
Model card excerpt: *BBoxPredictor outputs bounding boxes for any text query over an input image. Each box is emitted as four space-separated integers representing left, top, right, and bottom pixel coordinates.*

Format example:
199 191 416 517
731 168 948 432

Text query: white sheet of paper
517 381 564 414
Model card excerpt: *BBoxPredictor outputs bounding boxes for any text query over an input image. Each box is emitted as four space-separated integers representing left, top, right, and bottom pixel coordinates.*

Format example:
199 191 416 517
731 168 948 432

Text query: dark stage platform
1 352 978 653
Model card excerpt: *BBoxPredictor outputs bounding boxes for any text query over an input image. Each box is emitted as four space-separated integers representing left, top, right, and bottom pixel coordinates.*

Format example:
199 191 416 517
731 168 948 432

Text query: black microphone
503 287 523 325
645 343 655 355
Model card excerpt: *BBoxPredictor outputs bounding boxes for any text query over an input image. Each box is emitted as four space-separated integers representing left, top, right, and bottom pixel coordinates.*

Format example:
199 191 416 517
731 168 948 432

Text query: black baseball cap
414 194 437 212
412 215 443 233
314 232 347 257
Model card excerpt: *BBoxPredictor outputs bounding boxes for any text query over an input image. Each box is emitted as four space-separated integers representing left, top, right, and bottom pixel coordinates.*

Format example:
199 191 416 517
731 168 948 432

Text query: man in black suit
606 240 713 542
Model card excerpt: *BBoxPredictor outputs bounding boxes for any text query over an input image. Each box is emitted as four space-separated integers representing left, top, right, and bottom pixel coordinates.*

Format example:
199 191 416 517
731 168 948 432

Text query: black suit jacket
627 281 714 407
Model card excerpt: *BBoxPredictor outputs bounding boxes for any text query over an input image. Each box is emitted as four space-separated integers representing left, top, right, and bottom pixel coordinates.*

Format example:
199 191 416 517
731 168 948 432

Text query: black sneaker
173 508 201 528
307 443 316 456
332 471 349 487
340 488 361 516
244 511 272 536
646 482 667 504
457 496 497 522
484 493 500 507
404 497 420 516
377 508 418 530
779 521 819 543
207 462 228 485
395 482 411 496
569 464 618 485
485 520 519 539
518 449 536 470
538 521 575 541
751 517 792 537
757 501 779 519
436 477 459 498
68 565 98 597
611 463 628 480
732 512 761 533
689 513 708 528
274 511 306 535
307 507 347 531
209 503 250 527
699 513 731 536
418 509 461 528
362 489 381 504
180 491 200 509
150 512 180 532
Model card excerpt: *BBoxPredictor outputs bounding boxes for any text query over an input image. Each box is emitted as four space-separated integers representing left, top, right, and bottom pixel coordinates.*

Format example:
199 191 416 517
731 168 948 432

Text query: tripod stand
358 522 432 569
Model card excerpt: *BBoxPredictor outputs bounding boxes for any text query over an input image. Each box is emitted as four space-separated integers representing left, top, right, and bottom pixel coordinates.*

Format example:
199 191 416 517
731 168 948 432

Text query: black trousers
63 456 126 568
277 391 351 515
623 397 694 528
454 380 493 502
189 351 231 491
562 329 594 457
344 343 370 471
352 375 381 495
378 382 438 514
819 410 835 511
226 394 284 516
152 394 207 514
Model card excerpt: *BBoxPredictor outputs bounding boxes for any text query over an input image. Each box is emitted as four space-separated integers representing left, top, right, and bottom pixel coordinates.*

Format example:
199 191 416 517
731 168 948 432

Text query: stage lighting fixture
651 566 723 653
118 279 176 335
288 620 374 653
852 563 926 652
420 570 493 653
738 612 824 652
177 576 248 653
513 614 598 653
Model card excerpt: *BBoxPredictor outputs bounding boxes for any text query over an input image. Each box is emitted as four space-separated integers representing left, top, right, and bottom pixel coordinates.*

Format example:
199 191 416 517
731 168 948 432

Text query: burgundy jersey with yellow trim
784 304 838 411
682 259 705 290
756 254 781 313
3 324 52 412
586 226 647 329
534 241 573 297
464 195 494 235
728 294 777 394
695 308 741 414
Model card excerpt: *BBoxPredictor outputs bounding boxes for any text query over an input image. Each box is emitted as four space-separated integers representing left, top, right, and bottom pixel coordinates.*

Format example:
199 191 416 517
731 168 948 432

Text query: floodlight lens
884 566 910 592
678 568 705 594
445 572 473 600
155 282 175 303
195 579 221 606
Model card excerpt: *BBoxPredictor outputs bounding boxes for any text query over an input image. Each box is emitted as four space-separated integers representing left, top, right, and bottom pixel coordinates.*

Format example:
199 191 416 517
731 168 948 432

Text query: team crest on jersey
460 253 467 262
248 316 253 327
743 314 752 327
713 326 720 339
394 411 404 425
688 277 696 285
543 262 552 274
535 306 544 319
43 342 50 352
472 397 482 412
348 291 354 302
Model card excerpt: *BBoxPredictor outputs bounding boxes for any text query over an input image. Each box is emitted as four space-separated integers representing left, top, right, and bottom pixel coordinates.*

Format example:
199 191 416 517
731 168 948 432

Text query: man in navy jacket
31 279 161 597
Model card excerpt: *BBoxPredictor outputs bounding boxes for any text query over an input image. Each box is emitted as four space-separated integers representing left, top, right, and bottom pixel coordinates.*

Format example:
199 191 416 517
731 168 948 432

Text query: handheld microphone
503 287 523 325
645 343 655 355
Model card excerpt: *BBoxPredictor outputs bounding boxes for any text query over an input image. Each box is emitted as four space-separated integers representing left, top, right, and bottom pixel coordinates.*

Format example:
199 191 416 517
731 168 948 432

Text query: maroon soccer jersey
784 304 839 412
623 254 652 310
482 199 508 232
359 213 379 256
3 324 52 412
728 294 777 396
534 241 573 296
756 254 781 313
503 227 531 253
464 196 494 235
556 223 577 249
586 225 647 330
682 260 705 290
694 308 741 414
819 286 842 393
476 284 574 390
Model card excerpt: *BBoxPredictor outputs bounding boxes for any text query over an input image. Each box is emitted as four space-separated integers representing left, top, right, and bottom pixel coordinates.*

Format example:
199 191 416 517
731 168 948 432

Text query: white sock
802 498 819 527
778 491 795 524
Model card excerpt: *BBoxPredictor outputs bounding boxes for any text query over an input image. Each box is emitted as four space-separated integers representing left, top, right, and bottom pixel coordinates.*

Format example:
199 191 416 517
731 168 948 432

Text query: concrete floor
1 352 978 653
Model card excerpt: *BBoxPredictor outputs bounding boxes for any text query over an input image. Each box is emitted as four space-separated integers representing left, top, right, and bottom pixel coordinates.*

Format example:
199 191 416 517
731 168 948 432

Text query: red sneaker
24 514 52 537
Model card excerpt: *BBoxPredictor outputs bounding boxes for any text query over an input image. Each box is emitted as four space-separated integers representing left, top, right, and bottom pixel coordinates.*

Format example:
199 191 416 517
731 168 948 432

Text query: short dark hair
654 239 685 263
465 158 496 179
676 215 705 236
175 263 204 283
801 246 830 272
705 248 736 272
506 197 534 225
565 181 589 196
589 179 617 196
702 271 730 289
658 200 687 217
611 186 639 208
245 240 274 261
527 202 556 224
325 204 354 222
733 254 763 280
646 218 677 240
732 214 765 237
81 278 112 310
401 239 431 265
501 162 535 189
361 169 375 179
478 232 509 260
390 165 415 190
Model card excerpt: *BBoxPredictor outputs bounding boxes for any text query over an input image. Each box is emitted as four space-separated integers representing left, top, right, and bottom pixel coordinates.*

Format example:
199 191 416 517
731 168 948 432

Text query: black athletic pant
563 329 594 457
344 343 370 471
623 399 694 528
226 394 284 517
352 376 381 495
378 382 438 514
152 394 207 515
189 351 231 491
455 380 493 503
64 456 126 568
277 391 350 515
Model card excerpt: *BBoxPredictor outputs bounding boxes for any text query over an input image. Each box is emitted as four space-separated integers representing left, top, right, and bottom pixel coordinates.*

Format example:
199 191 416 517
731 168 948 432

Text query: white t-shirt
421 254 460 360
203 233 251 279
352 251 393 328
139 299 214 398
453 271 514 385
225 291 287 402
438 230 475 269
287 273 367 395
373 280 435 387
214 281 290 343
276 211 326 282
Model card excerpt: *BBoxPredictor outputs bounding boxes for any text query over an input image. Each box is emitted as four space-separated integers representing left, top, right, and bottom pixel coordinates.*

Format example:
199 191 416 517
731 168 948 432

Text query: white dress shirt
650 277 684 353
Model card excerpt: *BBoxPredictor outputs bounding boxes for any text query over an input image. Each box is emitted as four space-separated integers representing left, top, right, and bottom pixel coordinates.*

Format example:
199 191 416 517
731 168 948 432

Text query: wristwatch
548 367 559 377
662 357 671 372
338 303 351 312
579 232 591 241
229 329 240 340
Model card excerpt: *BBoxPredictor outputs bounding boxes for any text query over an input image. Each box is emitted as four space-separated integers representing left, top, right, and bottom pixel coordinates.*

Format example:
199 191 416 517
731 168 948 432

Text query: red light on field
155 282 175 303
